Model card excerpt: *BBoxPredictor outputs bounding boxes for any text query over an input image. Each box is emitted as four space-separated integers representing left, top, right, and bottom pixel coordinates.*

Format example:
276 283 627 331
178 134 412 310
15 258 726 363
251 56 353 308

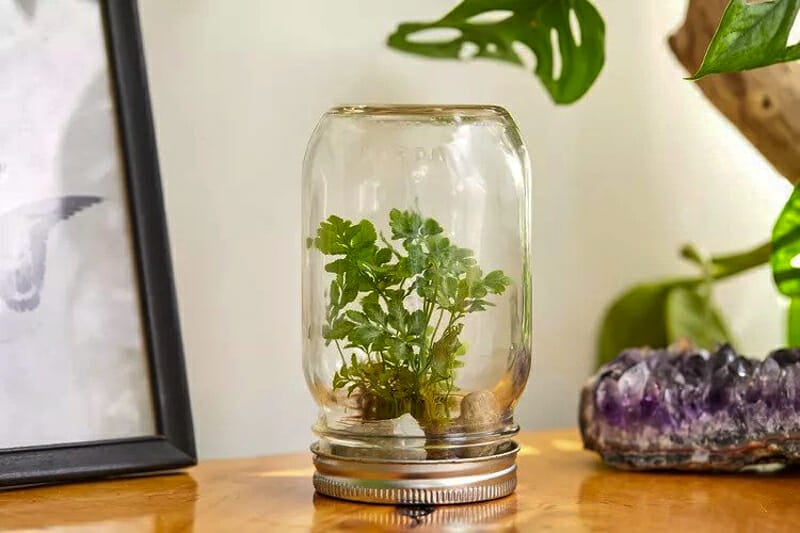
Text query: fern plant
313 209 511 425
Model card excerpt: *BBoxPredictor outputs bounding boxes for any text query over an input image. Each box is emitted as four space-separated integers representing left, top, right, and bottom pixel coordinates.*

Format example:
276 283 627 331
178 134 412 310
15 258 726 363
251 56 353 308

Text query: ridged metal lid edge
311 441 519 505
313 467 516 505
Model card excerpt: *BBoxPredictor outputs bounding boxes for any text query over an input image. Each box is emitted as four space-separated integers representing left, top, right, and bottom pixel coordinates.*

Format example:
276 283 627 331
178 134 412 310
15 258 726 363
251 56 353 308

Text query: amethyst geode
580 344 800 471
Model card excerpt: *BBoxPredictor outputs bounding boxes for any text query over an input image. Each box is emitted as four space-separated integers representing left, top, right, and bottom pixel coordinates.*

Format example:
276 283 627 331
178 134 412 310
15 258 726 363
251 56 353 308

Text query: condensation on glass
301 105 532 503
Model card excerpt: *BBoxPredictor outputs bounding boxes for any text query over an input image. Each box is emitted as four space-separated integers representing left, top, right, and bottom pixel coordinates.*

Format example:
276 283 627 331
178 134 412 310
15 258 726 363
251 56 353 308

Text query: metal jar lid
311 441 519 505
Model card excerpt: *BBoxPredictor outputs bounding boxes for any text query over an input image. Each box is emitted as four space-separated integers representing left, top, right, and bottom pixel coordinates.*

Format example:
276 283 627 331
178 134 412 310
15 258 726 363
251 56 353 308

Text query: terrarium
302 105 532 504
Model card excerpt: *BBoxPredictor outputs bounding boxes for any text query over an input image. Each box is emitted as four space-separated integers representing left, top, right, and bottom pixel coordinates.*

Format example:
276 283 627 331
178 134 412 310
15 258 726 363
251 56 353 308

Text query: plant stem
707 241 771 280
380 232 403 258
420 277 439 369
420 311 463 375
674 240 771 287
429 308 445 355
334 340 346 365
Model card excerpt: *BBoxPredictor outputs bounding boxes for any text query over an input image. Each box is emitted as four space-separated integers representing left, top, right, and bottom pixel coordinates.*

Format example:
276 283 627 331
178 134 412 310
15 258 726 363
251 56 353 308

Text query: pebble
459 390 502 432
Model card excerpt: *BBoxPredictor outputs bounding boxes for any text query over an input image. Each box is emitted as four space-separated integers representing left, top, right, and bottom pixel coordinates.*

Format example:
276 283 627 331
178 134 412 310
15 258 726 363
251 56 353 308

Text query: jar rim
327 104 512 120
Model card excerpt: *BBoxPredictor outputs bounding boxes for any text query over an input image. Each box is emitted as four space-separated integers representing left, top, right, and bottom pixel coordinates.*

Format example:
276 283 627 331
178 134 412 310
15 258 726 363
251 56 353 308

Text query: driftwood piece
669 0 800 184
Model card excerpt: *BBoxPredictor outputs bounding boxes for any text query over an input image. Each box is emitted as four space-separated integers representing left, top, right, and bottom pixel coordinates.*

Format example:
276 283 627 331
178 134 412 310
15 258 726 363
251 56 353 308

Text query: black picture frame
0 0 196 486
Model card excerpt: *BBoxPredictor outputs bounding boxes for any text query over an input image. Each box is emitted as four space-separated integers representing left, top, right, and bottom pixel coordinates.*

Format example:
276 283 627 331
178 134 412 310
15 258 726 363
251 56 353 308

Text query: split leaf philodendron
387 0 605 105
313 209 511 426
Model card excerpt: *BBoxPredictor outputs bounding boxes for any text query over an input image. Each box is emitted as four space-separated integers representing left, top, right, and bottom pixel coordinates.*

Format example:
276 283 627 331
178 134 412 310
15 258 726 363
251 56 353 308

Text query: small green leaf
468 299 492 313
375 247 393 265
389 209 423 240
390 339 411 361
427 235 451 254
692 0 800 79
665 286 733 350
788 298 800 346
455 278 470 304
324 258 349 274
443 276 459 299
349 325 382 347
423 218 444 236
330 280 341 307
596 283 674 369
387 297 408 331
345 310 369 324
430 324 464 374
315 215 377 257
324 318 355 342
772 182 800 296
339 269 362 301
406 243 426 274
408 309 427 336
341 283 358 307
315 215 350 255
351 220 378 250
470 283 488 300
361 293 386 324
484 270 512 294
387 0 605 104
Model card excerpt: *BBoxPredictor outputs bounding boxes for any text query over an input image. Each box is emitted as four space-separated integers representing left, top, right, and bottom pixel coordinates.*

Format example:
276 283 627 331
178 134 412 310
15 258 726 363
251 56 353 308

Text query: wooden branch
669 0 800 184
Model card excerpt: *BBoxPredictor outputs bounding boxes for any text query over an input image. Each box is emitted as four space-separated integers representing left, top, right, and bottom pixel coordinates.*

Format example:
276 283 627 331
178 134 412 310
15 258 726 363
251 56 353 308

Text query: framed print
0 0 196 484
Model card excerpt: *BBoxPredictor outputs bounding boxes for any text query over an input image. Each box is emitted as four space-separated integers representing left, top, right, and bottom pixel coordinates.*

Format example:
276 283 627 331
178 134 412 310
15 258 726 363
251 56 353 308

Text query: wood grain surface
1 429 799 531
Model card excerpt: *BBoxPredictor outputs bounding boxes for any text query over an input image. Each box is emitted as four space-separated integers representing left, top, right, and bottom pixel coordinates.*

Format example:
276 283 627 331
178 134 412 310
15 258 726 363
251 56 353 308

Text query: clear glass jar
302 105 531 504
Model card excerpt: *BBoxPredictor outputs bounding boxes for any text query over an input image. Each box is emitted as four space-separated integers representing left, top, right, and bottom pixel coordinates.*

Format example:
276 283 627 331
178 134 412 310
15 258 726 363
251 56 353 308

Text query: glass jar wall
302 105 532 461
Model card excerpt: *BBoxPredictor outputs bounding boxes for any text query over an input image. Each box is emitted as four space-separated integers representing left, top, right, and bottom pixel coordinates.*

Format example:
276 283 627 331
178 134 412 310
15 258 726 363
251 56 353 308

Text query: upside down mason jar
302 105 532 504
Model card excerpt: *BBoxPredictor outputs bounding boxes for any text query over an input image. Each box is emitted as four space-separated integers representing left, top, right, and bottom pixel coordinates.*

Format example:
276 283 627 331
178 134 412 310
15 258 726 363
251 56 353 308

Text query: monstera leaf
387 0 605 104
693 0 800 78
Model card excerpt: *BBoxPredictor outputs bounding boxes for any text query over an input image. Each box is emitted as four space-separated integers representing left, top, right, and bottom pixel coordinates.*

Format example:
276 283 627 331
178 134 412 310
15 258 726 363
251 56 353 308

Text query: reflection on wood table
1 429 799 531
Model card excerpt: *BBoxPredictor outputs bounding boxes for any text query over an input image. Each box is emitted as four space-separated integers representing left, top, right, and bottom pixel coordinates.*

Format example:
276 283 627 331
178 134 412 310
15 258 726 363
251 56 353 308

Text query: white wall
137 0 792 458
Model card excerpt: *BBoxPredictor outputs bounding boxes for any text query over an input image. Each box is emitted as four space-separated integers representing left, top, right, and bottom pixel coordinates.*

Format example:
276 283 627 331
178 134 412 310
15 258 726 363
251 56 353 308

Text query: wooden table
1 429 799 531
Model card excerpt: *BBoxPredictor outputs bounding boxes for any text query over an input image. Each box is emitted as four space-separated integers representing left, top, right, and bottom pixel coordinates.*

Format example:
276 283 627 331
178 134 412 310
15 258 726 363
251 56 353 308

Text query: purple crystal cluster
580 344 800 470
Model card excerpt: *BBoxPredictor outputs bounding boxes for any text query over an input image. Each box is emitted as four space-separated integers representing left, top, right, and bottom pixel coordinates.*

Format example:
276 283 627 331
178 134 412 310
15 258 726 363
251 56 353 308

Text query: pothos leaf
387 0 605 105
597 278 737 369
771 182 800 296
596 283 674 369
692 0 800 79
788 298 800 346
665 286 733 351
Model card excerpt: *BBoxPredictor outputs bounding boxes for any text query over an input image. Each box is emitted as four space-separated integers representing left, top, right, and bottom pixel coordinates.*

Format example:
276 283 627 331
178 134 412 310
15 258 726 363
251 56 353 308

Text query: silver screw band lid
311 441 519 505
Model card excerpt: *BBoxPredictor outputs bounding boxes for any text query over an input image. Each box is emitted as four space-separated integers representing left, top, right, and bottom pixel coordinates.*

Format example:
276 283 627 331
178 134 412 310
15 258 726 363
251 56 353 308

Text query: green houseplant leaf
665 286 733 350
788 298 800 346
693 0 800 79
597 282 734 369
772 182 800 297
596 282 674 368
387 0 605 104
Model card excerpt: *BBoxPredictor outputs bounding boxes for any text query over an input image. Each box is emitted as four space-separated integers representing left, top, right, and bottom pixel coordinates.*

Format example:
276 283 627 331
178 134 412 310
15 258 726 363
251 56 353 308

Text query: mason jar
302 105 532 504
